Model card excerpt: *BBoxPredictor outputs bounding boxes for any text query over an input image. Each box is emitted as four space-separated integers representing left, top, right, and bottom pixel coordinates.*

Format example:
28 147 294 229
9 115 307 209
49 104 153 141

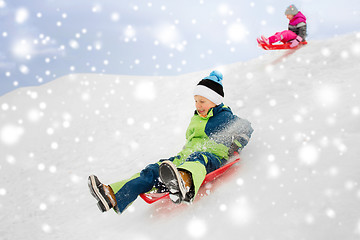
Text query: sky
0 0 359 96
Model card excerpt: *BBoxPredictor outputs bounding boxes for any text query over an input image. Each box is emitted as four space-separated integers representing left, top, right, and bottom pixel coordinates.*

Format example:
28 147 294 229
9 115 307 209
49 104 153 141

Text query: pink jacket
288 11 307 39
289 11 307 26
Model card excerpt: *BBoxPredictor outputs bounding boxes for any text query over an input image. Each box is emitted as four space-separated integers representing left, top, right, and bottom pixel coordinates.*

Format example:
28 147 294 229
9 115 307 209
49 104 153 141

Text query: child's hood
289 11 306 26
212 103 233 115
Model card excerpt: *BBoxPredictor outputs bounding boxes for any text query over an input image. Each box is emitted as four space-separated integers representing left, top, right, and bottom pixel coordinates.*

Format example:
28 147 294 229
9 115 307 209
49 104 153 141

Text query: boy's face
286 14 294 20
194 95 216 117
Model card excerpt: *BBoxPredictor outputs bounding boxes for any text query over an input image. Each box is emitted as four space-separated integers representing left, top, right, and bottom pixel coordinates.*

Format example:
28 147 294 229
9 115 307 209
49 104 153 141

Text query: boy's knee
187 152 207 164
141 163 160 182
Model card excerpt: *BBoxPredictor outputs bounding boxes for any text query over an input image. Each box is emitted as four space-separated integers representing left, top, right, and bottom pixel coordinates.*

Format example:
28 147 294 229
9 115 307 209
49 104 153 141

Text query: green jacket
177 103 253 162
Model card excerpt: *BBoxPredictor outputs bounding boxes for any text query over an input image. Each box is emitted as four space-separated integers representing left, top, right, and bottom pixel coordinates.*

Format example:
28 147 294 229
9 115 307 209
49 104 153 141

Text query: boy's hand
228 139 243 156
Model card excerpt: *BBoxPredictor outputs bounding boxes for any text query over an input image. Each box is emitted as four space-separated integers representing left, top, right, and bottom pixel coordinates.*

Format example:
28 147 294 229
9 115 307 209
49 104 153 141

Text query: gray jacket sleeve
227 117 254 155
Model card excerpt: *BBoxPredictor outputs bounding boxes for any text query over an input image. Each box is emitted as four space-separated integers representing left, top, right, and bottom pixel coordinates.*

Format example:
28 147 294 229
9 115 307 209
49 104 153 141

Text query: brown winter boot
103 184 117 207
179 170 195 202
179 170 193 191
88 175 118 212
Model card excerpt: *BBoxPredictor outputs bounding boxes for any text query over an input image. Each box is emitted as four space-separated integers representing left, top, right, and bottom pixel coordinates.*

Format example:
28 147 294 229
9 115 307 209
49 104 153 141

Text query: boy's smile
194 95 216 118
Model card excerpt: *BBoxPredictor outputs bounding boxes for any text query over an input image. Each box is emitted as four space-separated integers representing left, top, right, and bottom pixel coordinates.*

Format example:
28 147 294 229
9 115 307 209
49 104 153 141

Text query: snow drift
1 32 360 240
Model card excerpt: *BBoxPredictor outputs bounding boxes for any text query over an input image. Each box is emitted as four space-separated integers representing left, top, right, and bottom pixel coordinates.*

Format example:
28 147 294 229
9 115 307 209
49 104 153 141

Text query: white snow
0 33 360 239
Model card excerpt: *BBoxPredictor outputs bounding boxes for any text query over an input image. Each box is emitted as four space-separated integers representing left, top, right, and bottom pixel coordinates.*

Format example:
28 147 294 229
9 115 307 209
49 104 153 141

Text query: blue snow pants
109 151 226 213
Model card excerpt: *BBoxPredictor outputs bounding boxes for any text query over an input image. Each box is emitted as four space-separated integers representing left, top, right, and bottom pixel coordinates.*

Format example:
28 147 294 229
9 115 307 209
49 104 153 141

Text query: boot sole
88 175 111 212
159 161 186 204
261 35 270 45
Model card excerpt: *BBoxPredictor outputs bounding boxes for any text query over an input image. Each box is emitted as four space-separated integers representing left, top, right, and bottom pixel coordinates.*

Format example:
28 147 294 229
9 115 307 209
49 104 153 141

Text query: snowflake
186 218 207 238
41 223 52 233
298 144 319 166
267 163 281 178
134 81 156 101
15 7 29 24
227 23 248 43
0 124 24 146
229 197 253 225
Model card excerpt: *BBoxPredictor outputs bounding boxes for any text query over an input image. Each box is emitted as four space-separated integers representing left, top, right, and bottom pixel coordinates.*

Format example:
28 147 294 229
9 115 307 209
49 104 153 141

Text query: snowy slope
1 32 360 240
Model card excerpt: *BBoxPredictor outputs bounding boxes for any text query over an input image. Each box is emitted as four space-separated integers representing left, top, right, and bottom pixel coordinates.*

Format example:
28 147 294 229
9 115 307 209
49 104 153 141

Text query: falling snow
1 32 359 240
0 0 360 239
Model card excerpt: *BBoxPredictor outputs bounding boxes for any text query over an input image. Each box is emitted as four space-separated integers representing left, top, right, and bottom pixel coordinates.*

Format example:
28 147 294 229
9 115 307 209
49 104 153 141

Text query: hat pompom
204 70 223 86
194 70 224 105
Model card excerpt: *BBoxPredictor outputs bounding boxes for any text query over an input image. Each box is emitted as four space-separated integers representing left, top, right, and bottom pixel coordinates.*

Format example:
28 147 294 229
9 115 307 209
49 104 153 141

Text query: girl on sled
258 4 307 48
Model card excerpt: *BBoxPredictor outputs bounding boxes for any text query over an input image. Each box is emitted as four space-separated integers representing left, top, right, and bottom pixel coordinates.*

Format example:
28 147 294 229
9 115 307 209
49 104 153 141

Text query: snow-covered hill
1 32 360 240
